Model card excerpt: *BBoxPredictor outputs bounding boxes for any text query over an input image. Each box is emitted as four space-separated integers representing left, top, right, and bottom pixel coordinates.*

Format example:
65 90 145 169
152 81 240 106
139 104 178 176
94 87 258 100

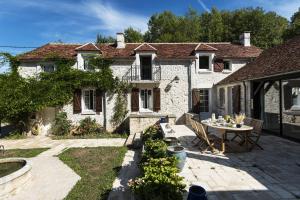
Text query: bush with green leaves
142 139 167 161
51 112 72 135
129 157 186 200
142 124 162 141
76 117 102 135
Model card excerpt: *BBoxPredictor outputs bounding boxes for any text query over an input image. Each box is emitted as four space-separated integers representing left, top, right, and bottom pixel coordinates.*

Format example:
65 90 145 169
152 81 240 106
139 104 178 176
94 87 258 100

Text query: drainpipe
188 59 193 112
243 81 247 115
103 92 107 131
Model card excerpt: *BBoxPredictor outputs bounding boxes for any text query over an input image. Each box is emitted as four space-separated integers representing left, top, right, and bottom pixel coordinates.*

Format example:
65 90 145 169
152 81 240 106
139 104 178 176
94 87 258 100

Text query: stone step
124 132 135 147
133 132 142 149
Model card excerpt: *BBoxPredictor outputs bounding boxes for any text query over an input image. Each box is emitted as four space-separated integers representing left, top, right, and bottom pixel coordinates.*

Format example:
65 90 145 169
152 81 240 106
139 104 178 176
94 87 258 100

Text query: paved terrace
165 124 300 200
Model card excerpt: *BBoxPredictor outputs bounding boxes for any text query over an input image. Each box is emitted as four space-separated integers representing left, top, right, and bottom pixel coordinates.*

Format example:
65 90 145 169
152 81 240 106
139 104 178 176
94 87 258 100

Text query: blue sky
0 0 299 72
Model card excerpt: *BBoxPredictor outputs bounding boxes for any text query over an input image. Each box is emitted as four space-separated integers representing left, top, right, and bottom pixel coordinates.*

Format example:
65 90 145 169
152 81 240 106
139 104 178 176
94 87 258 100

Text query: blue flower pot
187 185 207 200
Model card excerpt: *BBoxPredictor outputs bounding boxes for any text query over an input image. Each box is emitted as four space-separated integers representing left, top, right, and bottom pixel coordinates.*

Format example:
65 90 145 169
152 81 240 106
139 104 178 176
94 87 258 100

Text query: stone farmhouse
17 32 261 134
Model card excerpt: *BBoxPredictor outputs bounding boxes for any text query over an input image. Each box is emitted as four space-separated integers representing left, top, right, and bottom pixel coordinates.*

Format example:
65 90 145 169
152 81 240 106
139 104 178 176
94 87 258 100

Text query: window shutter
96 89 103 113
283 84 293 110
73 89 81 114
232 85 241 114
192 89 200 113
213 59 224 72
153 87 161 112
131 88 139 112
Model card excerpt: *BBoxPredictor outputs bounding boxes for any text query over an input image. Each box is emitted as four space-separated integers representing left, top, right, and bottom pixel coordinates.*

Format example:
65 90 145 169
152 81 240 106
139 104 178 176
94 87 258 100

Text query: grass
59 147 127 200
1 132 27 140
0 148 49 158
52 132 128 140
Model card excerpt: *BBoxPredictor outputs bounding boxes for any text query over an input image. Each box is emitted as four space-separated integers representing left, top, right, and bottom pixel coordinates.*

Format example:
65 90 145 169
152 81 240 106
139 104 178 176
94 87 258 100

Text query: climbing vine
0 52 126 133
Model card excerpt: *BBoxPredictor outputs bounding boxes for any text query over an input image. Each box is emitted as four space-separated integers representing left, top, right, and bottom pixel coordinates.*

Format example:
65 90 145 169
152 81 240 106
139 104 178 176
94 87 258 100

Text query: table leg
245 131 250 151
221 131 226 153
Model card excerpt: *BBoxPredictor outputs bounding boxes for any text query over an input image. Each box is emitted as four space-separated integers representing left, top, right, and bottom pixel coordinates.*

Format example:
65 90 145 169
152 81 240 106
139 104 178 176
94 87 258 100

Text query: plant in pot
235 113 245 128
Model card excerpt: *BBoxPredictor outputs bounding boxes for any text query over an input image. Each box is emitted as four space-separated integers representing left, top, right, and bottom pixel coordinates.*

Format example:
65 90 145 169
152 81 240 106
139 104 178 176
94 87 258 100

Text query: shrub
51 112 72 135
142 139 167 161
75 117 101 135
129 157 186 200
142 124 162 141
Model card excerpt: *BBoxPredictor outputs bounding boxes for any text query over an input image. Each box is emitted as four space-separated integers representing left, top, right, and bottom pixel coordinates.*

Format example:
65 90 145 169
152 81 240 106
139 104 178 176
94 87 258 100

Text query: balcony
122 65 161 83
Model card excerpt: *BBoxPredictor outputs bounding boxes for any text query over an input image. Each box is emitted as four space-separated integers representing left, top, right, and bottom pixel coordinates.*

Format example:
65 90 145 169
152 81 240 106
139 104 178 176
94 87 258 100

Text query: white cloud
197 0 210 12
0 0 148 35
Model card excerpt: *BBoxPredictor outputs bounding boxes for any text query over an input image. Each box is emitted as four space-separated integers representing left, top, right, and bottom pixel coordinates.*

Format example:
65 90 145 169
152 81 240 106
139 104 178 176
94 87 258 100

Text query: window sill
81 110 96 115
139 109 154 113
198 70 212 74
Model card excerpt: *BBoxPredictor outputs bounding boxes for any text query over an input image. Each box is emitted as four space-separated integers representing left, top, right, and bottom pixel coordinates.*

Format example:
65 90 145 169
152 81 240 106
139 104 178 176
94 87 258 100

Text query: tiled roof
75 43 101 51
134 43 157 51
218 36 300 85
18 42 262 61
195 43 218 51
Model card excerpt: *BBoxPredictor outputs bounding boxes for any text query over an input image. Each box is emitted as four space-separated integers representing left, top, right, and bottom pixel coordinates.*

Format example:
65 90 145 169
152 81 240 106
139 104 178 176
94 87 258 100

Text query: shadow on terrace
172 125 300 200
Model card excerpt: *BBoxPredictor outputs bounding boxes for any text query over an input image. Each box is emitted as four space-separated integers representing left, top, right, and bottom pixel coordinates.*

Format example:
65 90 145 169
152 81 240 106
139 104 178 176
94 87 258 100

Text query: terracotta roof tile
134 43 157 51
75 43 101 51
218 36 300 85
195 43 218 51
18 42 262 61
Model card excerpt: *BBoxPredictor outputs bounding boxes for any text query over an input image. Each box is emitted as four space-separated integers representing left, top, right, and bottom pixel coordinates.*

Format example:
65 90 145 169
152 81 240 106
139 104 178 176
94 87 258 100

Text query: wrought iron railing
122 65 161 82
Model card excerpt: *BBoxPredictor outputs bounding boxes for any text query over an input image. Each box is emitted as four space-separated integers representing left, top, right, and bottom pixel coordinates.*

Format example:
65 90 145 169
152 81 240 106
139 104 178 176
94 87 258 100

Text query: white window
292 87 300 107
199 89 209 112
140 89 153 111
199 56 209 69
223 61 231 71
83 55 95 71
82 89 96 112
43 64 55 72
197 53 214 72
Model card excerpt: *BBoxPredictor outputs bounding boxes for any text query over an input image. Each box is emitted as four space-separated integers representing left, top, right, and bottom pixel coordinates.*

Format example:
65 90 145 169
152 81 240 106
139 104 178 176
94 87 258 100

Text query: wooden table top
201 121 253 132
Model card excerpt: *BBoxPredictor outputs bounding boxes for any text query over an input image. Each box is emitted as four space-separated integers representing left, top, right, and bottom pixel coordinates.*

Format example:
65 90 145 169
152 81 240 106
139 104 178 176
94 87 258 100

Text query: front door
140 56 152 80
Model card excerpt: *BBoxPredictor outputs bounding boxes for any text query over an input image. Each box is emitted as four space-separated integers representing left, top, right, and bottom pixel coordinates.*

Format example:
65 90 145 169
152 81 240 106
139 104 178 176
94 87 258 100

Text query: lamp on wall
174 76 180 83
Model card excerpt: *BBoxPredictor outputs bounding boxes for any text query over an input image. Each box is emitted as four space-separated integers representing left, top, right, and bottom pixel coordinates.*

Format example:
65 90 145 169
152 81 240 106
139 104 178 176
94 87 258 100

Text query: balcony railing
122 65 161 82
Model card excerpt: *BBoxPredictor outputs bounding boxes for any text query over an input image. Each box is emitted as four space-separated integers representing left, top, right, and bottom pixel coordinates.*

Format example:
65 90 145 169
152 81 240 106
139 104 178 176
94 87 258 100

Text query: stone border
0 158 32 198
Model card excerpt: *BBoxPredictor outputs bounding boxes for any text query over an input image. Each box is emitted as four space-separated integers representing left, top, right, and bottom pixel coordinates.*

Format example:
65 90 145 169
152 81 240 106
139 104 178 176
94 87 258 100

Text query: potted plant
235 113 245 128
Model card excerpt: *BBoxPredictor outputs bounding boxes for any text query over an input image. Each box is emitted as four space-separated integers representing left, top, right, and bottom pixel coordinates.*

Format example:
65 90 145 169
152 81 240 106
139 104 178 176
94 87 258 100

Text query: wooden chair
193 120 218 153
247 119 264 150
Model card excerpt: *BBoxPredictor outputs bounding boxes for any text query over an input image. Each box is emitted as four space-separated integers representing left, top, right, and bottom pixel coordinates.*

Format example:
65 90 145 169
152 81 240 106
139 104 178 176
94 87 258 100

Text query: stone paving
0 136 127 200
169 125 300 200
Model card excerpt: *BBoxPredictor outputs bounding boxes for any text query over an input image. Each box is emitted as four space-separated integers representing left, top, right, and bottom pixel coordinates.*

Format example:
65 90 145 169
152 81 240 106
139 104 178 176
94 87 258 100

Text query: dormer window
223 61 231 70
83 55 95 71
43 64 55 72
199 56 209 69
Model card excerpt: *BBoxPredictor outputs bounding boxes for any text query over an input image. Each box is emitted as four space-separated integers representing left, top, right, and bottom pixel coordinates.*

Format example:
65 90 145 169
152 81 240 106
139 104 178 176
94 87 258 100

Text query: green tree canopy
124 27 144 42
283 8 300 40
96 34 116 44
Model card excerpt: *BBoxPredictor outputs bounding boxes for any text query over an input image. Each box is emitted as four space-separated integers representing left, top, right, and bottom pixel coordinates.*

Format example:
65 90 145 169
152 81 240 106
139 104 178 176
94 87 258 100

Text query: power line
0 45 38 49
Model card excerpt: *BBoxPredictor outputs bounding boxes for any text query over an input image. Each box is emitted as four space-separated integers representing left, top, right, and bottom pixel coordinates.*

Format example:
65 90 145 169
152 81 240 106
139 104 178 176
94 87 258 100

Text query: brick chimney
240 32 251 47
116 33 125 48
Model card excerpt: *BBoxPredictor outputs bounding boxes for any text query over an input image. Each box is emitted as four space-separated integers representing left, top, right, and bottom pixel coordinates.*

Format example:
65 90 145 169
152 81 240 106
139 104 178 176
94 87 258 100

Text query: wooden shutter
96 89 103 113
73 89 81 114
131 88 139 112
283 84 293 110
232 85 241 114
153 87 161 112
192 89 200 113
213 59 224 72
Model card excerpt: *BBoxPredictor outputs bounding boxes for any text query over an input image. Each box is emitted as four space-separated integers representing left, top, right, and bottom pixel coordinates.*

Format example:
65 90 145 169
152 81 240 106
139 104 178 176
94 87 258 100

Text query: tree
200 8 224 42
283 8 300 40
96 34 116 44
124 27 144 42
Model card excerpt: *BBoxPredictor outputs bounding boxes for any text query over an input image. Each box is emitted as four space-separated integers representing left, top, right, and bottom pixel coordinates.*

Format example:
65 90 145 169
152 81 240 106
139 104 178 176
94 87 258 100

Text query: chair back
244 117 252 126
251 119 263 134
194 121 211 145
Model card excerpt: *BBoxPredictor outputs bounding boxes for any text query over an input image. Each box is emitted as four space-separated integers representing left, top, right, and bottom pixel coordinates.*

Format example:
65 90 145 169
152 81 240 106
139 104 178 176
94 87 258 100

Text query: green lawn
59 147 127 200
1 148 49 158
52 133 128 140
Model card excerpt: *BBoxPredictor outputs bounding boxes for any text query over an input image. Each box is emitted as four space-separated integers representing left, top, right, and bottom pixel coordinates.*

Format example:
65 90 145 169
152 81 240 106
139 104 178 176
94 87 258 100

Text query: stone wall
129 114 176 134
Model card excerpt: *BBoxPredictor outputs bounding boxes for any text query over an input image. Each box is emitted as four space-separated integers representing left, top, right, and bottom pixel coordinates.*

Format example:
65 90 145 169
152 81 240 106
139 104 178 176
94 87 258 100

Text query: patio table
201 121 253 153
